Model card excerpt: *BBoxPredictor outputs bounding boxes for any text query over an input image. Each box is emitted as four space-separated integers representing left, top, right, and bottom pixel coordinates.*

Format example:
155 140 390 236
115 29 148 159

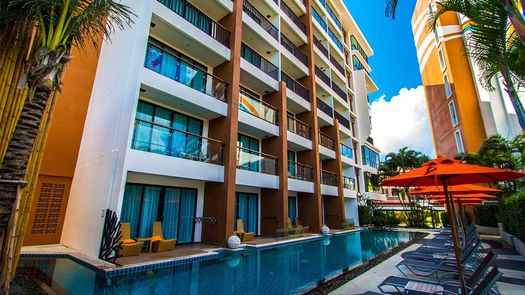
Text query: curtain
288 197 297 225
160 50 180 82
287 151 296 177
133 101 154 151
186 118 203 159
151 107 172 155
178 189 196 243
138 186 161 238
163 188 181 240
171 113 188 158
236 193 248 231
248 194 258 233
120 184 143 238
235 193 258 234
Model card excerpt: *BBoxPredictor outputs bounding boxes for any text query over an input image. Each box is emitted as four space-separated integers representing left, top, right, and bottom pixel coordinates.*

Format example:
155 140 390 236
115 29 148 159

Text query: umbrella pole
442 179 467 294
457 198 467 236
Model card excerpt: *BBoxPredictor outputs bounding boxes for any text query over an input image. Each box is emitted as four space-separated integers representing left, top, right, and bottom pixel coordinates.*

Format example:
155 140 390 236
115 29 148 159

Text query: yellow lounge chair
287 217 302 235
236 219 255 242
118 223 143 257
151 221 177 252
295 218 310 233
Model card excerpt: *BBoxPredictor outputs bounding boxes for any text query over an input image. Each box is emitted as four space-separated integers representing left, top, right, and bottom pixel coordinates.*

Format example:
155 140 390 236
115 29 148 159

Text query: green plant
498 191 525 241
474 205 500 227
441 212 450 228
358 205 374 225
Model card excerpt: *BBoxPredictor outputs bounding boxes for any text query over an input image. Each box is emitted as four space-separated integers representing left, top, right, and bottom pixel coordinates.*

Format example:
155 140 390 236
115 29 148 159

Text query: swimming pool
18 230 417 294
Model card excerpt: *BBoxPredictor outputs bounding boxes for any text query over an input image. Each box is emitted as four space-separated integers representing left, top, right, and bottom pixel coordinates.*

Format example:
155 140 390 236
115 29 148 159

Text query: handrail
158 0 230 48
280 0 306 33
240 88 278 124
237 146 278 160
321 170 338 186
241 43 279 80
314 37 329 58
332 83 347 102
311 7 327 31
351 35 369 62
280 34 308 66
287 115 312 139
243 0 278 40
316 99 333 117
288 161 314 182
315 66 330 85
328 27 343 52
134 118 224 144
334 112 350 129
281 71 309 101
325 3 342 30
330 54 345 76
343 176 356 190
319 131 335 150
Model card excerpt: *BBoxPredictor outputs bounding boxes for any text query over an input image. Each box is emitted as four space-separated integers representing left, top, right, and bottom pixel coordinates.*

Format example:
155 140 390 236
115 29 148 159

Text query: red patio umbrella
410 184 501 196
381 158 525 294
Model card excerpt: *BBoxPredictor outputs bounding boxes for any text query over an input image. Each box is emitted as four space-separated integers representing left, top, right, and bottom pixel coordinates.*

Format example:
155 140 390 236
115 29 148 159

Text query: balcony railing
340 143 353 159
350 35 369 62
280 34 308 66
241 43 279 80
314 37 329 58
132 118 224 165
145 41 228 101
330 54 345 76
328 27 344 52
158 0 230 48
237 146 278 175
315 66 330 85
287 115 311 139
325 4 342 31
319 131 335 150
321 170 337 186
281 72 309 101
312 7 327 31
317 99 333 117
334 111 350 129
288 161 314 182
280 1 306 33
353 55 370 75
331 83 347 102
243 0 278 40
240 88 278 125
343 176 356 190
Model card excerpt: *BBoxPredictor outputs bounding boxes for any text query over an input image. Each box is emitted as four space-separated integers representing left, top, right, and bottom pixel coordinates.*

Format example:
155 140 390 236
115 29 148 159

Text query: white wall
345 198 359 226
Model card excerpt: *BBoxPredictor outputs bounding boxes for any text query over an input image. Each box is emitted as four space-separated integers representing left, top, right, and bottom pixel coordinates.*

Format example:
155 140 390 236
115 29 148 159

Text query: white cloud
370 86 435 158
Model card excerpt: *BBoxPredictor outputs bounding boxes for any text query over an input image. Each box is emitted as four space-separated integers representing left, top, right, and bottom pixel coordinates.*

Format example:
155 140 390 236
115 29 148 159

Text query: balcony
141 41 228 118
127 118 224 182
312 7 327 31
280 0 306 34
321 170 338 196
281 72 310 112
314 37 329 59
238 88 279 137
325 3 342 31
280 34 309 77
243 0 279 41
280 34 308 66
331 83 347 103
288 161 315 193
152 0 230 66
334 111 350 131
328 27 343 54
287 115 312 151
340 143 353 159
240 43 279 92
343 176 357 198
236 146 279 189
319 131 336 159
315 66 331 93
351 35 369 63
316 99 333 127
329 54 345 77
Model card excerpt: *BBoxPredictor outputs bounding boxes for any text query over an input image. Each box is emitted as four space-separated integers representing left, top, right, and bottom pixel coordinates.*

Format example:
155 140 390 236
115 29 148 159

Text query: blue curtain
289 197 297 225
248 194 258 233
138 187 161 238
236 193 248 231
186 118 203 159
287 151 296 177
171 113 187 157
162 188 180 240
133 102 154 152
151 107 172 155
235 193 258 234
178 189 196 243
120 184 143 238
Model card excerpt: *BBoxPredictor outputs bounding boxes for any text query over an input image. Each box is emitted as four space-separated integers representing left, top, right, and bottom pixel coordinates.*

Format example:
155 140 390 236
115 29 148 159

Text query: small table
404 281 443 294
136 237 153 253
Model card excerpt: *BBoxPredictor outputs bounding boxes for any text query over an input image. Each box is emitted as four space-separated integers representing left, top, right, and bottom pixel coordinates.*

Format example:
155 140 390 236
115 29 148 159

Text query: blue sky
344 0 422 102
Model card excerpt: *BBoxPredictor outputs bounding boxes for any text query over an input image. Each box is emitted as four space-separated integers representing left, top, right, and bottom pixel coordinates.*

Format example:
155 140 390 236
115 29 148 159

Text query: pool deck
330 231 525 295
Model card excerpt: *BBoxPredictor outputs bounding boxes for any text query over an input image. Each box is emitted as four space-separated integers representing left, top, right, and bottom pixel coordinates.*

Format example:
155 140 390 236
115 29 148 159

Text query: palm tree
385 0 400 18
0 0 133 290
430 0 525 129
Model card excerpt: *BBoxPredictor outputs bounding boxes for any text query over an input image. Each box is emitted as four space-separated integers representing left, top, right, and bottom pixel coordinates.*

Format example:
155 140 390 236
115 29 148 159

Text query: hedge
474 204 500 227
497 191 525 241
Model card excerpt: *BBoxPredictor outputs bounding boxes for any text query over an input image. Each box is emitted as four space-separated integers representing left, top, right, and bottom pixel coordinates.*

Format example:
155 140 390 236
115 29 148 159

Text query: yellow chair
151 221 177 253
295 217 310 233
118 223 143 257
236 219 255 242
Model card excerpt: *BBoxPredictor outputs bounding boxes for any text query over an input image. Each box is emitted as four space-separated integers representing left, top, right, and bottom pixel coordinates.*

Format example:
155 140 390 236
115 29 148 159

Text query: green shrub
474 205 500 227
373 211 399 227
498 191 525 241
358 205 374 225
440 212 450 228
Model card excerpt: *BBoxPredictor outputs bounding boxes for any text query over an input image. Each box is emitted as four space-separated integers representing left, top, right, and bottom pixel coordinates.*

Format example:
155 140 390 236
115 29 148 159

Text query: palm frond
385 0 400 19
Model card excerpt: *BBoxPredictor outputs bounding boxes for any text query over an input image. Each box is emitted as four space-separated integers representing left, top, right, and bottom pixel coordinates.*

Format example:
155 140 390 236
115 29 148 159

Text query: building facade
412 0 523 158
24 0 381 258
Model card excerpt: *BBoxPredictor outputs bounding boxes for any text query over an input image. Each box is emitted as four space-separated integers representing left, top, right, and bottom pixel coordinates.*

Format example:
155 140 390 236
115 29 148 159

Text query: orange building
412 0 522 158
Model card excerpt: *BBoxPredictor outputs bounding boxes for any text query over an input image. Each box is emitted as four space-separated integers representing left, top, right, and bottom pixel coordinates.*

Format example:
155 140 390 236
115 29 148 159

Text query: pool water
18 230 417 295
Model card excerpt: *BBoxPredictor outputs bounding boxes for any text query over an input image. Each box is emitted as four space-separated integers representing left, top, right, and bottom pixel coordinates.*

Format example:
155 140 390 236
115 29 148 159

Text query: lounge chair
236 219 255 242
287 217 304 235
295 218 310 233
433 267 502 295
118 223 143 257
151 221 177 252
379 252 496 294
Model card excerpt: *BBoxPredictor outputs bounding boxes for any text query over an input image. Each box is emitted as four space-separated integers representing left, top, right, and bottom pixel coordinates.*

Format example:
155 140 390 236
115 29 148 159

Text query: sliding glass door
237 134 260 172
121 184 197 244
288 196 297 225
235 193 258 234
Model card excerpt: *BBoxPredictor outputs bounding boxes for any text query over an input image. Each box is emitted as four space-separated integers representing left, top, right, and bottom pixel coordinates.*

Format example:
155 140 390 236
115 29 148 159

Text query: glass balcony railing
237 146 278 175
312 7 327 31
319 131 335 151
330 54 345 76
287 115 311 139
334 111 350 129
281 72 309 101
240 88 278 125
353 55 370 75
325 4 342 31
158 0 230 48
315 66 330 85
331 83 347 102
343 176 356 190
280 34 308 66
241 43 279 80
144 41 228 101
243 0 278 40
362 145 380 169
316 99 333 117
132 118 224 165
280 1 306 33
321 170 338 186
314 37 329 58
288 161 314 182
328 27 344 52
340 143 353 159
350 35 369 62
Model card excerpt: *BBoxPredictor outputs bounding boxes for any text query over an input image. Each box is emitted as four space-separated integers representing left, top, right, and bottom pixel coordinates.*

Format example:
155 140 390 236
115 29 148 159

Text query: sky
344 0 436 158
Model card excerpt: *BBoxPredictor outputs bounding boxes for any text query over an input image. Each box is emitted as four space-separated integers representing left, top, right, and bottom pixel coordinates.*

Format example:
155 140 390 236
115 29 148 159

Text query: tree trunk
499 64 525 130
501 0 525 46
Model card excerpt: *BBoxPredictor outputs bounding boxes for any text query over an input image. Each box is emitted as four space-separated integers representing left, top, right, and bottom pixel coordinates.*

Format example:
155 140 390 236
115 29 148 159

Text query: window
237 133 260 172
288 196 298 225
443 74 452 97
438 48 446 71
235 193 258 234
449 100 459 127
361 145 380 169
287 150 296 177
454 130 465 154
